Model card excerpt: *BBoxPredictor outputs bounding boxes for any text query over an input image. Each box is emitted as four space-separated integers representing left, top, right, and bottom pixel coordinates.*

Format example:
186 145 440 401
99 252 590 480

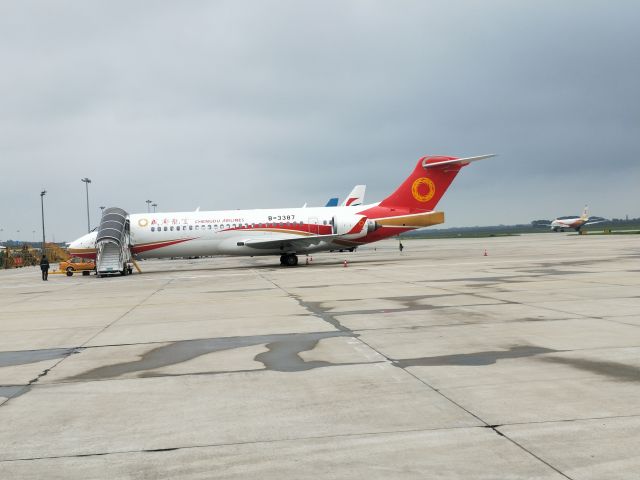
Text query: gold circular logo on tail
138 218 149 227
411 177 436 202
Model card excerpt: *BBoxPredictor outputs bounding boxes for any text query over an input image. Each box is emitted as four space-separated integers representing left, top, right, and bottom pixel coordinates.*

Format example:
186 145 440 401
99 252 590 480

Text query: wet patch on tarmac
314 296 512 318
424 276 531 284
66 331 353 381
0 348 82 368
256 335 355 372
294 298 350 332
202 288 277 294
516 317 569 322
0 385 31 402
518 268 590 276
538 356 640 382
392 346 558 368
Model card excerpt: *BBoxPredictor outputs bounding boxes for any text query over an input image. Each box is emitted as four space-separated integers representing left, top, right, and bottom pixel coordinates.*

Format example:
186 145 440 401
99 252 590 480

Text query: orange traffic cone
343 260 348 267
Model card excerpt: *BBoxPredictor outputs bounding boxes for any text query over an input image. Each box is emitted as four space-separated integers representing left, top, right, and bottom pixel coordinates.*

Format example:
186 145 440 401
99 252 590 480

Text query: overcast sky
1 0 639 242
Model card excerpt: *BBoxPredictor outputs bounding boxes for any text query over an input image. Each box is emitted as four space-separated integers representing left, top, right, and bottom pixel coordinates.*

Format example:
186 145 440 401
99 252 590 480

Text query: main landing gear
280 253 298 267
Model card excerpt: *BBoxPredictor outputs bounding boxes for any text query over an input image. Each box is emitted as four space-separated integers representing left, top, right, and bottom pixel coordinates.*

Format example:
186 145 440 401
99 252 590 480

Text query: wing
238 233 342 250
584 219 607 225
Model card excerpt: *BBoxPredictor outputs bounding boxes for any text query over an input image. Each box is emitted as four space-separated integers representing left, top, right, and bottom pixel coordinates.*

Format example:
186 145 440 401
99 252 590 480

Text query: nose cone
68 231 98 259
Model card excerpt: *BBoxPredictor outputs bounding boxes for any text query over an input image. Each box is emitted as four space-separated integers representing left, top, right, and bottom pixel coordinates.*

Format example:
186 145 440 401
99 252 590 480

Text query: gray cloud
1 0 639 242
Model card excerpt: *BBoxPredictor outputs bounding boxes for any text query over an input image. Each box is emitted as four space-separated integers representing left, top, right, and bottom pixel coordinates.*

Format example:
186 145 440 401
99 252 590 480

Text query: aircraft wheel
283 254 298 267
280 255 286 265
560 228 565 232
66 267 74 277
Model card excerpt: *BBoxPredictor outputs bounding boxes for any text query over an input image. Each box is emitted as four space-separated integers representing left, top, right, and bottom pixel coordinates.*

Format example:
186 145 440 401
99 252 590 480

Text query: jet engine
332 215 379 238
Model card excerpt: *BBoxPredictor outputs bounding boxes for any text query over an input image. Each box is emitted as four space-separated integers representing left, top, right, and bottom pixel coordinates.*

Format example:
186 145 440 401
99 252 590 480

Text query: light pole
146 200 153 213
81 177 91 232
40 190 46 254
152 203 157 213
100 206 105 218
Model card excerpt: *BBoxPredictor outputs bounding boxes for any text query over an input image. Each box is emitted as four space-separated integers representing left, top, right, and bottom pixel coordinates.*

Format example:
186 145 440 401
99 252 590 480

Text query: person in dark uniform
40 255 50 281
399 241 404 252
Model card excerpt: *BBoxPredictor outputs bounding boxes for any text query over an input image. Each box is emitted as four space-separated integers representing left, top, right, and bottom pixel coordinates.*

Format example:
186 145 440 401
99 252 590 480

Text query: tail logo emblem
411 177 436 202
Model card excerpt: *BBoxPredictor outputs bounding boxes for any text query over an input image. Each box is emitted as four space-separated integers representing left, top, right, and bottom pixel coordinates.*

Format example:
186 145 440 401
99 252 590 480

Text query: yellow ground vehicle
59 257 96 276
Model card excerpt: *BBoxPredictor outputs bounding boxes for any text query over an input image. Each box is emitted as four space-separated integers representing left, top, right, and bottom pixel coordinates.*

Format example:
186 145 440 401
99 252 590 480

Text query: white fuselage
130 206 348 257
550 216 586 230
70 204 386 260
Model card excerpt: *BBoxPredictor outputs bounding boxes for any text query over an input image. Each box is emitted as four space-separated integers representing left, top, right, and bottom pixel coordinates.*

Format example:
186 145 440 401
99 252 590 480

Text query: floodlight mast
40 190 46 254
81 177 91 232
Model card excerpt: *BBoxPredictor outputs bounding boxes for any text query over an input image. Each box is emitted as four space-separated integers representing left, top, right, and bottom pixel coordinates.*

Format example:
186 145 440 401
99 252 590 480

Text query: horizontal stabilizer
376 211 445 228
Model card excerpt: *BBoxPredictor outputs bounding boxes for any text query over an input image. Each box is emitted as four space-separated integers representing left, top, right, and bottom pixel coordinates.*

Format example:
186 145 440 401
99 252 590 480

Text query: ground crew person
399 241 404 252
40 255 50 281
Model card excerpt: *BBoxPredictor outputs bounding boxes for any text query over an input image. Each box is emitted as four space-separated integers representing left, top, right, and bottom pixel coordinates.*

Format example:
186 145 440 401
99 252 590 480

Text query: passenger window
189 225 193 230
170 226 174 231
151 227 155 232
323 220 327 225
208 225 212 230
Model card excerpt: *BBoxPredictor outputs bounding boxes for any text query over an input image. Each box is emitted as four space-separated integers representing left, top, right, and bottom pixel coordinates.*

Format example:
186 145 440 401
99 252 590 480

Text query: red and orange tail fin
378 155 495 213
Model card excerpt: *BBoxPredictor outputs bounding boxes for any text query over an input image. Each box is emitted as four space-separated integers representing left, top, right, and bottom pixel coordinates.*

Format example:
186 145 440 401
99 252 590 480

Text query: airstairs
96 207 132 277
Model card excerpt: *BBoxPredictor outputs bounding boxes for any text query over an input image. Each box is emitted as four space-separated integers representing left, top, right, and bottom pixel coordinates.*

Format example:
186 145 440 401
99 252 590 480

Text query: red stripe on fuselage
131 238 197 254
223 224 333 235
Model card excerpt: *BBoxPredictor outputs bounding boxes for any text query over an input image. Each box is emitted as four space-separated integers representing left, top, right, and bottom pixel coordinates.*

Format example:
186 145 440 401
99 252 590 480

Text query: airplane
68 154 494 271
315 185 366 208
341 185 366 207
547 206 607 232
71 186 366 259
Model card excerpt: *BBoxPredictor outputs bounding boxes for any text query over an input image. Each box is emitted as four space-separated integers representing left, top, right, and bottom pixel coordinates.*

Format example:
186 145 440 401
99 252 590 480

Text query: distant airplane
68 154 494 274
304 185 366 208
547 206 607 232
341 185 366 207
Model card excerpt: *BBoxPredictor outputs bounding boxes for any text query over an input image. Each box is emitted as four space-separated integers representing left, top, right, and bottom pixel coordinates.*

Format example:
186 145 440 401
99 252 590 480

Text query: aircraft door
308 217 320 235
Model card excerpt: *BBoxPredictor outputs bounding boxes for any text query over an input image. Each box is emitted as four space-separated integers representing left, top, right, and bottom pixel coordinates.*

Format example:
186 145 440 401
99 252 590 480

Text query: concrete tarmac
1 233 639 479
